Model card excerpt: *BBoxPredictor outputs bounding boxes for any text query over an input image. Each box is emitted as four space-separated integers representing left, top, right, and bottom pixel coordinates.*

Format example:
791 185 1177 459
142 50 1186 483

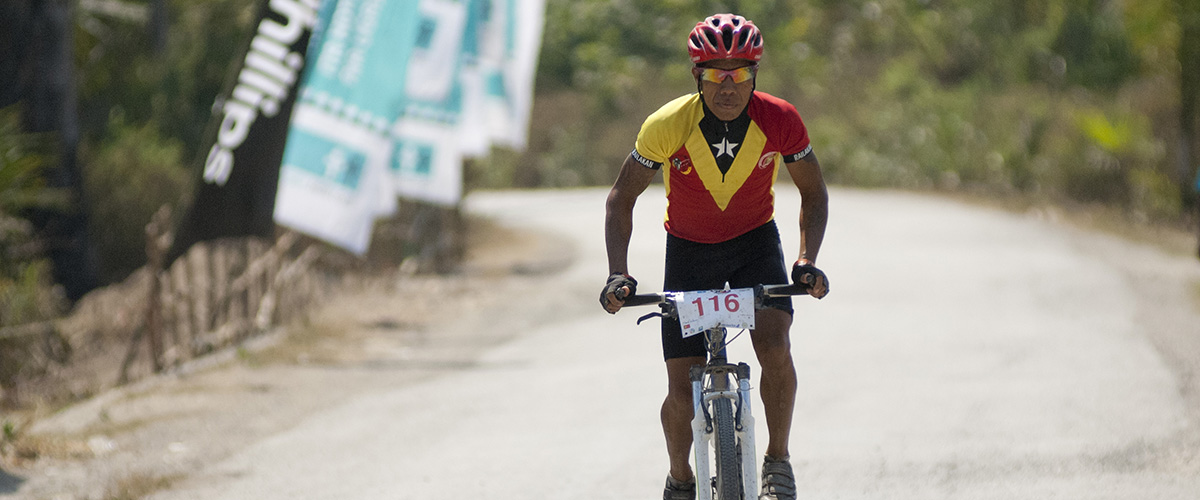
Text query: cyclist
599 13 829 500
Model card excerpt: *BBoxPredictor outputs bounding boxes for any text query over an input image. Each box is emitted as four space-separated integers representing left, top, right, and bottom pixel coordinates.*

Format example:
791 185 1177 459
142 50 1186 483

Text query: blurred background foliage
474 0 1200 227
1 106 67 327
2 0 1199 319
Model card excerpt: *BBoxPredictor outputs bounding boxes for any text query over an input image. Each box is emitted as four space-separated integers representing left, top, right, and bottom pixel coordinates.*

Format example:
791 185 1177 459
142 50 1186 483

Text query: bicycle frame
628 284 809 500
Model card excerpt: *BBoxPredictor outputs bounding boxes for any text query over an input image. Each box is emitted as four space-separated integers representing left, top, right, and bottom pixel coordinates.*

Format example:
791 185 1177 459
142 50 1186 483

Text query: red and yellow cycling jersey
632 91 812 244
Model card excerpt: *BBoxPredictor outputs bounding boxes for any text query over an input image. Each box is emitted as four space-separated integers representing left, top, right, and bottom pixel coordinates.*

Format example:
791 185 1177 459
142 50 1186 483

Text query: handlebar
624 284 812 324
624 283 811 307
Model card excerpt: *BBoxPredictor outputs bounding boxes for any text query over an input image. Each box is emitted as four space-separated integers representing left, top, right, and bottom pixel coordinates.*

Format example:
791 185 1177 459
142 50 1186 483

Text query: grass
102 471 183 500
1 432 92 463
3 404 183 500
1057 203 1198 258
235 316 349 367
938 186 1199 257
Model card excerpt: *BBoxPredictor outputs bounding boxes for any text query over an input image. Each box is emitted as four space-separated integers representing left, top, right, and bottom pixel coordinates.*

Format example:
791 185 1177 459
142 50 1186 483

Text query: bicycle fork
735 363 758 500
690 363 758 500
690 365 713 500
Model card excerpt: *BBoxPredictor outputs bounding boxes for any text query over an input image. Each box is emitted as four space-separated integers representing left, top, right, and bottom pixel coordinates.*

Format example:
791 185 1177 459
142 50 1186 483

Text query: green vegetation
472 0 1200 229
0 106 65 327
82 120 190 282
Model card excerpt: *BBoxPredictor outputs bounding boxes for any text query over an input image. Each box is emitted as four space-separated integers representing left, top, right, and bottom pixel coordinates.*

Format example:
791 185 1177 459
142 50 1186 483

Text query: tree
1180 0 1200 187
11 0 100 301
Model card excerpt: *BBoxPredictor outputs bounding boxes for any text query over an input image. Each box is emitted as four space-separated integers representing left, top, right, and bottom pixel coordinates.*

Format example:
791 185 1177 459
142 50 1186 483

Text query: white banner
275 0 545 254
274 104 394 254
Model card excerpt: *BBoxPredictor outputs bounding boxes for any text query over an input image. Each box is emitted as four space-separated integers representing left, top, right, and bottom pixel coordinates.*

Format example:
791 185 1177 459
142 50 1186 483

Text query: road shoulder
1 217 575 500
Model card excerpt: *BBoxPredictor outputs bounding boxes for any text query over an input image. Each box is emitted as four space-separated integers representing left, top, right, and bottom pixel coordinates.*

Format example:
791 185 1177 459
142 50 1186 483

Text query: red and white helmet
687 14 764 64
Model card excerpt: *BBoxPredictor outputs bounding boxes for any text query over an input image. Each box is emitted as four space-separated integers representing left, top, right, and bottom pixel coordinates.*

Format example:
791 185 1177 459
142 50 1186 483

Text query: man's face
693 59 756 121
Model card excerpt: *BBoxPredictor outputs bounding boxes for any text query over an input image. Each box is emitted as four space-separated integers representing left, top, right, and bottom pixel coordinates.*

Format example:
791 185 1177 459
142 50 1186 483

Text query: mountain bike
624 283 810 500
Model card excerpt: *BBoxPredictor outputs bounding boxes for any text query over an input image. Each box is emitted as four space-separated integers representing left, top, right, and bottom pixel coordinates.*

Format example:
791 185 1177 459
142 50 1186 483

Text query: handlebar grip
760 284 812 297
622 294 665 307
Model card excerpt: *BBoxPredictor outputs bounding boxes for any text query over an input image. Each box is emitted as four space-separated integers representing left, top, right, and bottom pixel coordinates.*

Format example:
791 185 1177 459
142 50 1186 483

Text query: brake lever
636 299 677 325
636 312 663 325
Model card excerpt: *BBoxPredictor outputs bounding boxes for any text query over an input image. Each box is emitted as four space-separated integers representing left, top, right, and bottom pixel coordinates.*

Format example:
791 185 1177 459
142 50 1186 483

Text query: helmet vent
705 31 719 49
721 26 733 51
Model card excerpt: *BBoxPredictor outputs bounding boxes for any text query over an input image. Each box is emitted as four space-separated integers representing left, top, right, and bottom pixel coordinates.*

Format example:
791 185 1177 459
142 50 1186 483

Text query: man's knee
752 310 793 360
665 357 704 399
756 343 793 372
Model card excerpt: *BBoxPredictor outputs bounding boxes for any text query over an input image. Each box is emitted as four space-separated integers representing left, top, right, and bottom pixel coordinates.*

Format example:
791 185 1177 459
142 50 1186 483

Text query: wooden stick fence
119 207 321 383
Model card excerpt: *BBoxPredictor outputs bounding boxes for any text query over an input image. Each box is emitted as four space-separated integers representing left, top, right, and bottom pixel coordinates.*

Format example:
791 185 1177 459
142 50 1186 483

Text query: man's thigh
750 307 793 362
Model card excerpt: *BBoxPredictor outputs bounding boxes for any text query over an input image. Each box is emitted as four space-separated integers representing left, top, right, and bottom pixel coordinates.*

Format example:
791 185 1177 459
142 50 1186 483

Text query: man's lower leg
758 359 797 459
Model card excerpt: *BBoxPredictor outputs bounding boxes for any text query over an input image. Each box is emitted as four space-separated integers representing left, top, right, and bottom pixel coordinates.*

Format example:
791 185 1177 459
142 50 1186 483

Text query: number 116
691 294 741 316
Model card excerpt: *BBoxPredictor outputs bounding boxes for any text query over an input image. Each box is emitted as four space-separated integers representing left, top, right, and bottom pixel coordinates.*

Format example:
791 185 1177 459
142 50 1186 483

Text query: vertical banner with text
169 0 321 263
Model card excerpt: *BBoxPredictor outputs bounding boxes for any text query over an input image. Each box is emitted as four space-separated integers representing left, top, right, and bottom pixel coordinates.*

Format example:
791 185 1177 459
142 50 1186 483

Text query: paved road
148 187 1200 499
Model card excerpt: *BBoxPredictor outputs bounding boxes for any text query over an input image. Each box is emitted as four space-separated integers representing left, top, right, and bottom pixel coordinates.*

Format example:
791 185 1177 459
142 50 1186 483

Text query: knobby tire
712 397 742 500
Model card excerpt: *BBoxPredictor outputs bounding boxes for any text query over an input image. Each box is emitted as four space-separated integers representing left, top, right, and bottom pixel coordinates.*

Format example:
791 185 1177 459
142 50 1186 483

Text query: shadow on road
0 467 25 494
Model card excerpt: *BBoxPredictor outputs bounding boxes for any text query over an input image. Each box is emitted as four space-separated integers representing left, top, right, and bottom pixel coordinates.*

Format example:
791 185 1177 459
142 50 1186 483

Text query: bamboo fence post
212 242 229 345
170 258 192 359
143 206 171 373
244 239 264 339
255 232 301 329
160 270 180 367
190 244 211 353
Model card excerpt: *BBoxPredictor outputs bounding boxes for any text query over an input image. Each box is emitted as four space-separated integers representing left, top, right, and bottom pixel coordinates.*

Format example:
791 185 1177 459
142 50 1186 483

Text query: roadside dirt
0 217 576 500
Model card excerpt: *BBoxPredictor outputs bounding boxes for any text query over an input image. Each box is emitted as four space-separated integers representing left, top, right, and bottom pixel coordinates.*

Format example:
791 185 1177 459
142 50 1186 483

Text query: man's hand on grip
791 260 829 299
599 273 637 314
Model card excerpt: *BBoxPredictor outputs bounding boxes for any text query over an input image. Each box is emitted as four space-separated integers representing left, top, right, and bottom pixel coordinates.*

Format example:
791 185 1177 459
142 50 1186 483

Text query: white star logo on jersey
711 137 739 158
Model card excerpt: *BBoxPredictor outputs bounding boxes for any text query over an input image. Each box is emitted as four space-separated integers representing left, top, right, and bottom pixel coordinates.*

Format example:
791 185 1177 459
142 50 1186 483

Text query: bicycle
623 283 811 500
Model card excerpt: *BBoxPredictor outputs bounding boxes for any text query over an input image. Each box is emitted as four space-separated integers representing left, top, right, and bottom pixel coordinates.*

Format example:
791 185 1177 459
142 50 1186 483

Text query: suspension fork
736 362 757 500
690 364 712 500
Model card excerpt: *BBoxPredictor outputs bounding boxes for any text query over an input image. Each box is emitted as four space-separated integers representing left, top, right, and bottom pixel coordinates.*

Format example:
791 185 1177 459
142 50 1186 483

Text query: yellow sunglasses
696 65 758 84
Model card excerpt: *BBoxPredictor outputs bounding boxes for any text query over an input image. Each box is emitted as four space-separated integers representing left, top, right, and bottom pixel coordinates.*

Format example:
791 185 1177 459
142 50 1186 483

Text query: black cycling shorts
661 220 793 360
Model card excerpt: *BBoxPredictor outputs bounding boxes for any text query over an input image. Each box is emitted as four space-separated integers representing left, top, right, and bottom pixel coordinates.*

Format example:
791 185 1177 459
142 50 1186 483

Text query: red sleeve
750 92 812 161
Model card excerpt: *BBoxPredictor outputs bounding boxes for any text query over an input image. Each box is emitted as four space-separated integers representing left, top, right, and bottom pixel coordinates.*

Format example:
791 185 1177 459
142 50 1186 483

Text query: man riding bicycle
599 13 830 500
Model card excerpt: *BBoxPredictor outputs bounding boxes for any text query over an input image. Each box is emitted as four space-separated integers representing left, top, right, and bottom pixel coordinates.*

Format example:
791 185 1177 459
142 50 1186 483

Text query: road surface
15 187 1200 499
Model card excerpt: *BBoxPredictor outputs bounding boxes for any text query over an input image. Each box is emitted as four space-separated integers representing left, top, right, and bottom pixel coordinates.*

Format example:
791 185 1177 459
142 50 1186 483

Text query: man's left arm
785 152 829 297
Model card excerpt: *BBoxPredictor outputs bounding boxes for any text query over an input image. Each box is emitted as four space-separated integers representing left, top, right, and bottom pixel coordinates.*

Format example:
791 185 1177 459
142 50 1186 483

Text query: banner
274 0 544 255
458 0 542 152
169 0 321 262
273 0 417 254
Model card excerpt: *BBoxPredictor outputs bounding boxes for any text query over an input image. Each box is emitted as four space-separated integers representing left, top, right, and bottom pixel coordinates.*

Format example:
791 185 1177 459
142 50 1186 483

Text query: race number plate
672 288 756 338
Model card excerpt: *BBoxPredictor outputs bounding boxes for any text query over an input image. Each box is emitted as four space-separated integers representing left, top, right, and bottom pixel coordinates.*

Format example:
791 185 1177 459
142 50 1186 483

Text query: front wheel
711 397 742 500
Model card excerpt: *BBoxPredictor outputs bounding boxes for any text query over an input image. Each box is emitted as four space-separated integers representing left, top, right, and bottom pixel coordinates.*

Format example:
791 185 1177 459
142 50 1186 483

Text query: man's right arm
602 153 657 312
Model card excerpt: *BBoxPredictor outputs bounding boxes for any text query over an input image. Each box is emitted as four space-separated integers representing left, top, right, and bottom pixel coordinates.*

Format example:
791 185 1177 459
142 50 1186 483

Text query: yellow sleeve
634 94 704 166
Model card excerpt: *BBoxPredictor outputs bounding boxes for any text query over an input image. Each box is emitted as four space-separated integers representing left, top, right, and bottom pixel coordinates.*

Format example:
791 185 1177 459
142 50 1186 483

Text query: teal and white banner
274 0 544 254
